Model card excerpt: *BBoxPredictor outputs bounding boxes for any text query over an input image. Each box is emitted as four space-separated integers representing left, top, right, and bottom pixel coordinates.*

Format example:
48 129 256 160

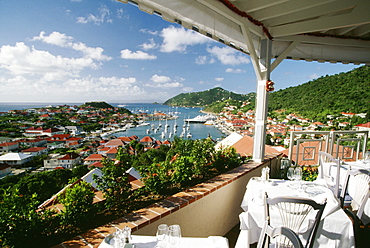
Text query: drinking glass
113 230 123 248
294 167 302 181
168 225 181 248
287 167 295 181
155 224 168 248
294 167 303 190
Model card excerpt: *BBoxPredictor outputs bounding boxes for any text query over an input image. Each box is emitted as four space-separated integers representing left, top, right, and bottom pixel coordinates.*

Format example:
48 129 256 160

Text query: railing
288 130 368 165
53 154 283 247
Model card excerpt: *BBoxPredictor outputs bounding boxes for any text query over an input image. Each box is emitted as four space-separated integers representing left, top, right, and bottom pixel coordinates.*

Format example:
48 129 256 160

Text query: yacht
185 114 216 123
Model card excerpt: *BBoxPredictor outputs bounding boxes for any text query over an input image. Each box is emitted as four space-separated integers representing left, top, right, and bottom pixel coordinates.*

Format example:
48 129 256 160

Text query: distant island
80 101 114 109
80 101 132 115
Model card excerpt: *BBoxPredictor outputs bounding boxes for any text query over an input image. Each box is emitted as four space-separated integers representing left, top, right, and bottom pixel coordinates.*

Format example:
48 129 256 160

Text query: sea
0 102 226 141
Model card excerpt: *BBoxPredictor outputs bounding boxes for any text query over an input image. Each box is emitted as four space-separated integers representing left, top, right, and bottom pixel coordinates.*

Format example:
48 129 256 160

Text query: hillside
80 101 132 114
268 65 370 119
163 66 369 120
163 87 254 107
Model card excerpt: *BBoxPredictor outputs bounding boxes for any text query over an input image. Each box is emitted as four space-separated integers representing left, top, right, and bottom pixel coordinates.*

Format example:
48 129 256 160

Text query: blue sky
0 0 360 103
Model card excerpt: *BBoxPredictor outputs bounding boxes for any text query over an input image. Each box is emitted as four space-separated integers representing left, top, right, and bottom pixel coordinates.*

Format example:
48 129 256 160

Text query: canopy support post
252 38 272 163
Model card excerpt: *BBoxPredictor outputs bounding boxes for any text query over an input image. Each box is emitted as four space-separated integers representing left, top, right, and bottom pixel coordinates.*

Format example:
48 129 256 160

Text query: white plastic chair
260 193 326 248
317 151 341 197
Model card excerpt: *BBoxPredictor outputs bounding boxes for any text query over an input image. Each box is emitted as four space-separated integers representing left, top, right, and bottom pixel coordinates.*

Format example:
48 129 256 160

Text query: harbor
112 103 226 141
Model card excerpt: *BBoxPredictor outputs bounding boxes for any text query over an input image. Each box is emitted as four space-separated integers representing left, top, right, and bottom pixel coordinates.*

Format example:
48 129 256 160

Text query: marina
113 103 225 141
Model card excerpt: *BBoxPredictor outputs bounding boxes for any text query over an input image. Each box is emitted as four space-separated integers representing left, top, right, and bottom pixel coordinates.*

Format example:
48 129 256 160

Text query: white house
0 142 19 154
0 153 33 167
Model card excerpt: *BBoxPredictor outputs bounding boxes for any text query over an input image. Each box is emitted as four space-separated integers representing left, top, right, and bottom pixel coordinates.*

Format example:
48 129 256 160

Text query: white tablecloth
317 161 370 224
99 234 229 248
235 178 355 248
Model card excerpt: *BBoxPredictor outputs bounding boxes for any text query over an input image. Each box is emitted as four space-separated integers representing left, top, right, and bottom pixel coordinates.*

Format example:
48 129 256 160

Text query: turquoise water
114 103 225 141
0 102 226 141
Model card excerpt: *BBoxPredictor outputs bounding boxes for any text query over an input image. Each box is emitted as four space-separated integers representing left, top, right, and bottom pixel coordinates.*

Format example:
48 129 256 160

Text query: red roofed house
22 147 48 156
105 139 125 148
0 142 19 154
24 126 44 137
58 153 81 169
84 154 106 165
44 152 81 169
105 147 118 159
355 122 370 132
140 136 154 148
42 128 64 137
49 134 71 141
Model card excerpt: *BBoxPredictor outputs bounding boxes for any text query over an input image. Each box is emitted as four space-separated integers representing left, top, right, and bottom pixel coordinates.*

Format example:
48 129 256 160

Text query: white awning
118 0 370 65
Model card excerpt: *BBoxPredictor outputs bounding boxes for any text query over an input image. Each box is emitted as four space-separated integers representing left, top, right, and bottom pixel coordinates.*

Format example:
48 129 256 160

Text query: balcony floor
225 223 256 248
225 224 240 248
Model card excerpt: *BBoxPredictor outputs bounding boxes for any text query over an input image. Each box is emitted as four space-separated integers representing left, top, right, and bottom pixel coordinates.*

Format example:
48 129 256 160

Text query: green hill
163 66 369 120
80 101 114 109
268 65 370 119
80 101 132 114
164 87 254 107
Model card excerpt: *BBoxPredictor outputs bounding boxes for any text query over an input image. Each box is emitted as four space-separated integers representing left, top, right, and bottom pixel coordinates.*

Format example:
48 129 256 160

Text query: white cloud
0 74 144 102
146 74 183 88
116 8 128 19
226 68 246 73
145 82 183 88
140 29 158 35
76 5 113 25
195 55 215 65
207 46 250 65
182 87 194 92
160 26 211 53
195 56 207 65
32 31 112 61
140 38 157 50
308 73 318 79
120 49 157 60
150 74 171 83
215 77 224 82
0 42 99 78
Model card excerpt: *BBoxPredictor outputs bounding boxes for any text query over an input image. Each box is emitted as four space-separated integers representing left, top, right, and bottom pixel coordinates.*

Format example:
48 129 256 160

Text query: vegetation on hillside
165 66 369 122
268 66 370 120
80 101 114 109
80 101 132 115
163 87 254 107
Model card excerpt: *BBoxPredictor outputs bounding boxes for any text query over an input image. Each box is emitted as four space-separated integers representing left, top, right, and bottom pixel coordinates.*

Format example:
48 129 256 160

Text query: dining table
98 234 229 248
235 177 355 248
317 160 370 224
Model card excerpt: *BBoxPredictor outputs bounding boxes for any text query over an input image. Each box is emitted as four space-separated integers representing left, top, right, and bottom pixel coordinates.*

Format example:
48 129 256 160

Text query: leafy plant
59 179 97 229
94 148 133 211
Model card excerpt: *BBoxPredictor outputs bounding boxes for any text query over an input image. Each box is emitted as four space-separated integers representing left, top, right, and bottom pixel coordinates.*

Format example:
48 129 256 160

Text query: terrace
52 153 282 248
52 130 368 247
54 0 370 247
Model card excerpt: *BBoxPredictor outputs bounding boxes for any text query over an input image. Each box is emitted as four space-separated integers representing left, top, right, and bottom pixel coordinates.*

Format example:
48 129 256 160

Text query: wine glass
294 167 302 181
113 230 123 248
294 167 303 190
155 224 168 248
168 225 181 248
287 167 295 181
